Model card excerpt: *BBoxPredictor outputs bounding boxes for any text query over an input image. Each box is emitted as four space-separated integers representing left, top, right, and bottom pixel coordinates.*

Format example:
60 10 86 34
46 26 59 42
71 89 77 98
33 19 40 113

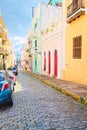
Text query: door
54 49 58 77
48 51 51 75
44 51 46 71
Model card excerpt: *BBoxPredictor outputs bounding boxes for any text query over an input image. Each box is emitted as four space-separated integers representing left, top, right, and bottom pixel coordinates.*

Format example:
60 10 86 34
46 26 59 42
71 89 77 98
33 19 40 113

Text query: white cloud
11 36 27 45
10 35 28 54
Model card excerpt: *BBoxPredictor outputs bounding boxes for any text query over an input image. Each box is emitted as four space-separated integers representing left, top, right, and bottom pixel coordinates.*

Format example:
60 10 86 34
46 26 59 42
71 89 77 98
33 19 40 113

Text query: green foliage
7 67 12 70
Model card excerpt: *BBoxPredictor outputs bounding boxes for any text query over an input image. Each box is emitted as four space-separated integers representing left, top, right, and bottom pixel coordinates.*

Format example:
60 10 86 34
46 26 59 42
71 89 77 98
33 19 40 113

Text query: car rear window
12 68 16 70
0 73 5 81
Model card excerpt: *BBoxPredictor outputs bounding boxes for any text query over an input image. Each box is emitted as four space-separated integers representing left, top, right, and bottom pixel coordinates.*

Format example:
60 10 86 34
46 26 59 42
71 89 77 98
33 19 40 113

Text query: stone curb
27 71 87 106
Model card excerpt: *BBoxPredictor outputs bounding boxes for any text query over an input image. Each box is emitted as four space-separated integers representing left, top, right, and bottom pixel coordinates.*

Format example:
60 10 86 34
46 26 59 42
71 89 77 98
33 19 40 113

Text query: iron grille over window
73 36 82 59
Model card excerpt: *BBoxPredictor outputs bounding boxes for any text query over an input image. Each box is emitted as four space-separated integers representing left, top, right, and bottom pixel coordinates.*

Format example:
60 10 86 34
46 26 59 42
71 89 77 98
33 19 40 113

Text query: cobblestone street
0 71 87 130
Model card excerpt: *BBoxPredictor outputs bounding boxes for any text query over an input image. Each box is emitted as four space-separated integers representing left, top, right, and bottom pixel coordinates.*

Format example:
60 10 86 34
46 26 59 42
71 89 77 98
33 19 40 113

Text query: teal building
48 0 62 6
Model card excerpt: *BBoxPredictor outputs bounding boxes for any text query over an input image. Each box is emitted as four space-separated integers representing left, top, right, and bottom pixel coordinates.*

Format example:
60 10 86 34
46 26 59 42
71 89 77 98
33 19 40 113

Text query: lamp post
32 7 34 18
35 47 41 55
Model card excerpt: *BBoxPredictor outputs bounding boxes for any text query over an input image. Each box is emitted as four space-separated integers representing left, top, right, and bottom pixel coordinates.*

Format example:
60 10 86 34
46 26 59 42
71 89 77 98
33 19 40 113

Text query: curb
28 72 87 106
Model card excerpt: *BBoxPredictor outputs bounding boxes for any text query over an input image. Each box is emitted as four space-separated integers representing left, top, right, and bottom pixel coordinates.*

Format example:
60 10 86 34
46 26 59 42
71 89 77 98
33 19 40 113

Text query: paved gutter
26 71 87 106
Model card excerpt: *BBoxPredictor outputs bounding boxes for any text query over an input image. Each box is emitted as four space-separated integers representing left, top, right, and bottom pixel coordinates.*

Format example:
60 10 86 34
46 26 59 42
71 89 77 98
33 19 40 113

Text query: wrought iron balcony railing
0 47 9 55
67 0 84 17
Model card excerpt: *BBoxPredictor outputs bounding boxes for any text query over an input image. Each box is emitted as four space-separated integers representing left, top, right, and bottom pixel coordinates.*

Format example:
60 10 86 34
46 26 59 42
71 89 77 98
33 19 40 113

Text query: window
35 40 37 47
34 23 37 32
73 36 82 59
35 57 37 69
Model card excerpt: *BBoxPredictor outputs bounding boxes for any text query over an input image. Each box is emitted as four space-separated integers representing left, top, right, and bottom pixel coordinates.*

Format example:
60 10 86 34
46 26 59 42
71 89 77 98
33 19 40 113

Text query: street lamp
32 7 34 18
35 47 41 54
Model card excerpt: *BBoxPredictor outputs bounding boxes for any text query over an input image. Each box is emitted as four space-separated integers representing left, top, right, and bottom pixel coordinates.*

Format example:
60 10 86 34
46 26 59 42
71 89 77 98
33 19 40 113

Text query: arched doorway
44 51 46 71
48 51 51 75
54 49 58 77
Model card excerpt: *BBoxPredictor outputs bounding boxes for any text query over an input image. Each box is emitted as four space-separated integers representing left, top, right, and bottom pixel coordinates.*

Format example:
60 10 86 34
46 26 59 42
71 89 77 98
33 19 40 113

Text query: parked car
0 71 13 106
5 70 16 88
12 67 18 75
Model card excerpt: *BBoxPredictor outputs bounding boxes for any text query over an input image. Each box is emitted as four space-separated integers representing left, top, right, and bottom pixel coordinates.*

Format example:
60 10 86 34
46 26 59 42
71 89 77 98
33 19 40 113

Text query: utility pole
32 7 34 18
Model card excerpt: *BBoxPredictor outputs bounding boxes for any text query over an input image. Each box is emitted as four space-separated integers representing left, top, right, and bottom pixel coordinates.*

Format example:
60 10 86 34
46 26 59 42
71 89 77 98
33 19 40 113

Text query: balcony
28 54 32 58
0 26 4 37
67 0 85 23
0 47 9 55
1 35 7 42
0 30 7 42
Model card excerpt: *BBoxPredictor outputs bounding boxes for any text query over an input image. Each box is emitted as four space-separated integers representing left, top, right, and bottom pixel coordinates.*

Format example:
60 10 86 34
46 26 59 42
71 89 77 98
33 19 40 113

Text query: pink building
42 22 64 79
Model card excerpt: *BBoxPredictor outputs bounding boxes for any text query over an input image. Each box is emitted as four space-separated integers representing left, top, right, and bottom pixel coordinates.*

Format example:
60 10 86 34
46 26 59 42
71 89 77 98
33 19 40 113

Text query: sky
0 0 48 56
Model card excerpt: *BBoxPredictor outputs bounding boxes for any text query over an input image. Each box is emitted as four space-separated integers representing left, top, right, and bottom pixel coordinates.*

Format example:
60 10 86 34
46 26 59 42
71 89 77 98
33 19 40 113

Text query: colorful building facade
0 13 15 69
31 3 42 74
0 14 9 69
29 3 62 74
41 4 63 78
62 0 87 85
42 23 63 78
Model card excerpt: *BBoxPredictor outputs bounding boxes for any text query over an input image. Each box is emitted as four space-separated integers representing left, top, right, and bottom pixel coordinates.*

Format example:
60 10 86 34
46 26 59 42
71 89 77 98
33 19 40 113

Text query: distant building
21 42 29 71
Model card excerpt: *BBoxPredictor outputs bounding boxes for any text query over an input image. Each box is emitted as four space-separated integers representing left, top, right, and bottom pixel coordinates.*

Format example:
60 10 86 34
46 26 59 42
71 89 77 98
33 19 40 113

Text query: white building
28 2 63 76
42 23 63 78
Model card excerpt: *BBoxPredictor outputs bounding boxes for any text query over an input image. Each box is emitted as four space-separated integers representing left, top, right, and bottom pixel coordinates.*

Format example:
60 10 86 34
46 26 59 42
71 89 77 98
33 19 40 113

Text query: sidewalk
27 71 87 106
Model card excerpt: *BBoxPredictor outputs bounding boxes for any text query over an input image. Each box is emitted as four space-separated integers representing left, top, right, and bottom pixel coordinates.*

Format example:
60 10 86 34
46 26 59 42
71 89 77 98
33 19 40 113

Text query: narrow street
0 71 87 130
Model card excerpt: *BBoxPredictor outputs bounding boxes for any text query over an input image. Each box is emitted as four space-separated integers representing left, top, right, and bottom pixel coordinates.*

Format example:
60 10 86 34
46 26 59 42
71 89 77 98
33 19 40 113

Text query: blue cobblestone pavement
0 71 87 130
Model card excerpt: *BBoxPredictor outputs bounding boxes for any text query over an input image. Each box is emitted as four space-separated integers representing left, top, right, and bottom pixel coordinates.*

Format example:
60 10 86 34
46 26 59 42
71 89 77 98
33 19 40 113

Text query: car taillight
2 83 9 91
11 76 14 80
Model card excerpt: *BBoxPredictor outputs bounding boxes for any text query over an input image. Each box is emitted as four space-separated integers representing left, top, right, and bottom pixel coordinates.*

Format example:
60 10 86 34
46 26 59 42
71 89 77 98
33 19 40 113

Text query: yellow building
5 39 15 69
62 0 87 85
0 13 15 69
0 14 8 69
